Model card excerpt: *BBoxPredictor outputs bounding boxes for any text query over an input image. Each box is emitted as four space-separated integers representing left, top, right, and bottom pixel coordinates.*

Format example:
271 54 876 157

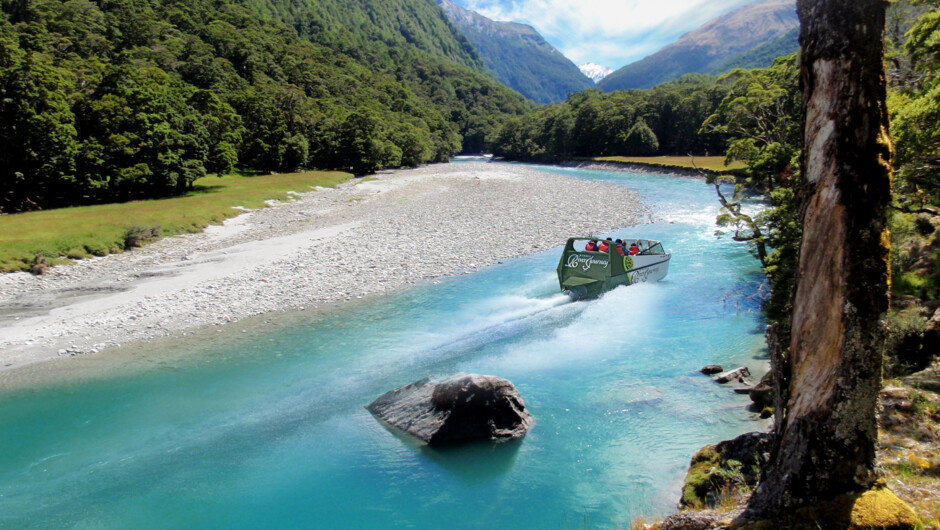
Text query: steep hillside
0 0 532 211
248 0 483 72
597 0 797 91
436 0 592 104
709 27 799 74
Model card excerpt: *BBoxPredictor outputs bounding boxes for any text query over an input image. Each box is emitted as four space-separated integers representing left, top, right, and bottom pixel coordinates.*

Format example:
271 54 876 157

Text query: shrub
884 307 932 377
123 225 161 249
65 248 90 259
29 254 48 275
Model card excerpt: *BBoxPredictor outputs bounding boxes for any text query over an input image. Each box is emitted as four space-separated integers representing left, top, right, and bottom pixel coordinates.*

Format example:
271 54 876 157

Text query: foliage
887 0 940 316
700 53 802 331
0 0 530 212
884 306 933 377
123 224 161 248
490 75 730 161
890 0 940 208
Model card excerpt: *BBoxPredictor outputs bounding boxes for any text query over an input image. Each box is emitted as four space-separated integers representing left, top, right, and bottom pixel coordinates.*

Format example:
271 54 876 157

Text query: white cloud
457 0 755 69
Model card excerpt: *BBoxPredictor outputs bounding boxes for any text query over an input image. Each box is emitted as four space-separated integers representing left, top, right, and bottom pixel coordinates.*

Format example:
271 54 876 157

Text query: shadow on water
371 412 524 484
420 439 523 484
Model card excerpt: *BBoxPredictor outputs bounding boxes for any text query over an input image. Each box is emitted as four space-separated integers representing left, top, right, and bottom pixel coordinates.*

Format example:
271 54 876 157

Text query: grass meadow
0 170 351 272
591 155 746 173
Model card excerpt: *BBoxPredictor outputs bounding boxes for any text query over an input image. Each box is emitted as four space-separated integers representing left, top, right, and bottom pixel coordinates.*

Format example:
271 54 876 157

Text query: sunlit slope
598 0 797 91
437 0 592 104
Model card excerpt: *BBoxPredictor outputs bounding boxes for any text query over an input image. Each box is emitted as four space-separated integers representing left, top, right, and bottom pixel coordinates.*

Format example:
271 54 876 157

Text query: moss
681 447 723 509
739 487 919 529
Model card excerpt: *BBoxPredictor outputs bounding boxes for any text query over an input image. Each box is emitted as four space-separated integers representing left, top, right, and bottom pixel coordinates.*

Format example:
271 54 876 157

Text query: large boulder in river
366 373 534 445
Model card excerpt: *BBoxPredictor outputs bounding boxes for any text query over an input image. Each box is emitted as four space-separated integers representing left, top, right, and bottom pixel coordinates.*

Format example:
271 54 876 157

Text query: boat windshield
641 242 666 255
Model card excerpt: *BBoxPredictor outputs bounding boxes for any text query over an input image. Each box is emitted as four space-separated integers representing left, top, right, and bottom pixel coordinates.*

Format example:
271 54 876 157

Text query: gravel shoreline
0 162 652 372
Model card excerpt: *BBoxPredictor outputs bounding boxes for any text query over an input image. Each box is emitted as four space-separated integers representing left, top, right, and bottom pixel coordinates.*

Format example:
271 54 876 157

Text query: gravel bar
0 162 652 372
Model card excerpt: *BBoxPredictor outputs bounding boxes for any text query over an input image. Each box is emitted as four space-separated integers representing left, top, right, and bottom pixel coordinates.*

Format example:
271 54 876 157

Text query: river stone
700 365 723 375
713 366 751 384
366 373 533 445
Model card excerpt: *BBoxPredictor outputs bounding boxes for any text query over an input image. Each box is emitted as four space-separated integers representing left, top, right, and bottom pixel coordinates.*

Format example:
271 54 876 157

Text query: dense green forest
0 0 531 212
488 74 731 160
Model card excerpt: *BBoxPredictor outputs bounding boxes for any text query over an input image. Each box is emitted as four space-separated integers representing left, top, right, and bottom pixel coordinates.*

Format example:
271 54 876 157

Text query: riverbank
0 162 652 373
561 159 726 179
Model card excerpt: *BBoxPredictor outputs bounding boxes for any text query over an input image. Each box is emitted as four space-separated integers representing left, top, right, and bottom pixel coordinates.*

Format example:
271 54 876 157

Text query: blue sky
453 0 756 70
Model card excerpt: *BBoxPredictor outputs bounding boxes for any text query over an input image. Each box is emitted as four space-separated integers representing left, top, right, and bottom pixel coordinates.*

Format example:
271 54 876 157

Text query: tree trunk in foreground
746 0 893 516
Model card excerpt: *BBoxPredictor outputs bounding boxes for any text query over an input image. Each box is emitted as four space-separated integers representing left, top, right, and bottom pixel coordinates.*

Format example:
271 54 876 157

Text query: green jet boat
557 238 671 299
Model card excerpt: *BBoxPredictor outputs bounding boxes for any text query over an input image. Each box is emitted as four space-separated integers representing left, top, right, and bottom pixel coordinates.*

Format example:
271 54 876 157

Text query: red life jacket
629 244 639 255
585 241 597 251
615 244 624 255
598 241 609 252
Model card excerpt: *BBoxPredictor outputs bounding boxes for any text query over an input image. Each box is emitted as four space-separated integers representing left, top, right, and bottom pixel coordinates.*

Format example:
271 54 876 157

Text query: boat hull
557 238 670 299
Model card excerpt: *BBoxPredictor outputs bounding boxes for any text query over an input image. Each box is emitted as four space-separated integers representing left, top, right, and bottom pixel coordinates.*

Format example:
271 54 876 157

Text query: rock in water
366 373 533 445
700 365 723 375
713 366 751 384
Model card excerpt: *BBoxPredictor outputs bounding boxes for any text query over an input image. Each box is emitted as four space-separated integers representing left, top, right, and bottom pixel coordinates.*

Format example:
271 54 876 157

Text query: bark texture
745 0 893 517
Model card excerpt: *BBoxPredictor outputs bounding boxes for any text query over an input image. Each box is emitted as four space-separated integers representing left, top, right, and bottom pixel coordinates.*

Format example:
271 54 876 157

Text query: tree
702 56 801 192
623 118 659 155
890 2 940 208
698 55 802 309
0 33 78 211
744 0 894 517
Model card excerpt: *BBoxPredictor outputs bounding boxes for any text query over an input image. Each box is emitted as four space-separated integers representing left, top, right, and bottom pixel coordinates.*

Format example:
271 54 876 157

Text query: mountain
708 27 799 74
597 0 798 91
579 63 613 83
436 0 592 104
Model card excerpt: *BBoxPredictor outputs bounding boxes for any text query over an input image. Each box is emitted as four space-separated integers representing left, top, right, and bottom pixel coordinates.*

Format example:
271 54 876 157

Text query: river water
0 162 768 528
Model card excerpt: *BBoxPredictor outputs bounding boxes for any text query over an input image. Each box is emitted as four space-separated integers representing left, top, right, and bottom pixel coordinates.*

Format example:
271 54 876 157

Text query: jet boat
557 238 670 299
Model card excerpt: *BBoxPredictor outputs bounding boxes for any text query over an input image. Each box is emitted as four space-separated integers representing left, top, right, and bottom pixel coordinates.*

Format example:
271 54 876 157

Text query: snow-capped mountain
578 63 613 83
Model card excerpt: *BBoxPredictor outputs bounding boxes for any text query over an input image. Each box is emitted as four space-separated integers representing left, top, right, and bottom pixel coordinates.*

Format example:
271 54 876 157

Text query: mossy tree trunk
745 0 893 517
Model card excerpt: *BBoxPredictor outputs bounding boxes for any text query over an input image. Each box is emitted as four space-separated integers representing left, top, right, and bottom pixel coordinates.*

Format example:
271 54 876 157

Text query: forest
0 0 531 212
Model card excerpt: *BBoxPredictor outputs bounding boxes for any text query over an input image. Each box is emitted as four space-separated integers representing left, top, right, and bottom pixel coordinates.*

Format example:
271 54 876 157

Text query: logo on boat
565 253 609 271
630 263 662 284
623 256 634 271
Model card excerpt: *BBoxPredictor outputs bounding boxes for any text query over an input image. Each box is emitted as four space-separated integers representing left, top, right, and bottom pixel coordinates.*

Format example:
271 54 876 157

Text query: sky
453 0 756 70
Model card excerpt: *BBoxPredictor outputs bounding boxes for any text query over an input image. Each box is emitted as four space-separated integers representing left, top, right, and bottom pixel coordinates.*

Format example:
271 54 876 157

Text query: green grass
0 170 351 272
591 155 746 173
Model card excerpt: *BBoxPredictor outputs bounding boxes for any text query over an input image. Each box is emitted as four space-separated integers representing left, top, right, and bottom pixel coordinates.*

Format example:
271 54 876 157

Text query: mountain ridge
598 0 797 91
436 0 592 103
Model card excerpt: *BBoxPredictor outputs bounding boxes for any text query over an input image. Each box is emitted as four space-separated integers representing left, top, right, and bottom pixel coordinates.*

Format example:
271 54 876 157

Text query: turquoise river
0 162 769 528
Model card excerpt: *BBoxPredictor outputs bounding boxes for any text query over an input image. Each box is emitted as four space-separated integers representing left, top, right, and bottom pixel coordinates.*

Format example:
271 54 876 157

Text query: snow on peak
579 62 613 83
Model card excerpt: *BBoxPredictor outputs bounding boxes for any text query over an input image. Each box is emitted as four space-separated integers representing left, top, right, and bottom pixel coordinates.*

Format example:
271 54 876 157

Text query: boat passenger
598 240 610 253
585 240 598 252
629 242 640 255
615 239 625 255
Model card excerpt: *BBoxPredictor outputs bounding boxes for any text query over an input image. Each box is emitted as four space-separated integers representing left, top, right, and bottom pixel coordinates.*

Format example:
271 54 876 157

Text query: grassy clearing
0 170 351 272
591 155 747 173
